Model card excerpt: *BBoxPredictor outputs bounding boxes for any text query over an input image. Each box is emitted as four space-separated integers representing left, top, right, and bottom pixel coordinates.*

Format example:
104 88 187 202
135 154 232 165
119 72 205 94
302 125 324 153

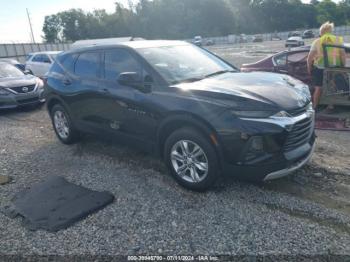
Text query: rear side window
26 54 33 61
75 52 100 78
60 54 77 72
104 49 142 80
32 55 43 62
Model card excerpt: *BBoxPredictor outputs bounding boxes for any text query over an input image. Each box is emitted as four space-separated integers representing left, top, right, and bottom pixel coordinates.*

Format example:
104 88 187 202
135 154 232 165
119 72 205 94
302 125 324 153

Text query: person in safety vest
307 22 346 109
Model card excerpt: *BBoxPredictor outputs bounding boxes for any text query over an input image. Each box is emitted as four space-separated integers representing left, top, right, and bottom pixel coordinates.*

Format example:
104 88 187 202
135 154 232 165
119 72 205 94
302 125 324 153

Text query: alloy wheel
53 110 70 139
170 140 209 183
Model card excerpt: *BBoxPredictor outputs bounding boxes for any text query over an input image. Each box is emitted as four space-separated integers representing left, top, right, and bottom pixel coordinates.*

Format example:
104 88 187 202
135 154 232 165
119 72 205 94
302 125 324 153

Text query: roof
65 40 190 54
71 37 145 49
28 51 62 55
0 58 20 64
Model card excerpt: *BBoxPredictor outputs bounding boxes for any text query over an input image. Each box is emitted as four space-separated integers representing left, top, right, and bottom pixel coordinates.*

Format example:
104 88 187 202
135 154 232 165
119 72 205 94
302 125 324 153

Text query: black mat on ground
8 176 114 232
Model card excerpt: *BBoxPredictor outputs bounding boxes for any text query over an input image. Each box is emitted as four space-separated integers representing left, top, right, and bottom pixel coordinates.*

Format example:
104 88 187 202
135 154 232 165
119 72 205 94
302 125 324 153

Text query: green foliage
42 0 350 43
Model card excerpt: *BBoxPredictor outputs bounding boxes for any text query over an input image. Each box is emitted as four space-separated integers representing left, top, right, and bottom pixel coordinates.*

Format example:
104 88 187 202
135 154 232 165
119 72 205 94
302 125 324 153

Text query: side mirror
24 70 33 75
118 72 152 93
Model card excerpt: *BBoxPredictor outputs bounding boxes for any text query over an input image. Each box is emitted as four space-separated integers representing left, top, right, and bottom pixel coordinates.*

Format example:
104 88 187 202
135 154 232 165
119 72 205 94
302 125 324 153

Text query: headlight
0 88 10 96
231 110 275 118
36 78 44 89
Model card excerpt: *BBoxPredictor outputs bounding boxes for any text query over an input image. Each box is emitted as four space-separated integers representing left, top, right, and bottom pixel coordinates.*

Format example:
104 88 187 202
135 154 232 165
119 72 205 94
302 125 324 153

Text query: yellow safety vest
314 33 344 68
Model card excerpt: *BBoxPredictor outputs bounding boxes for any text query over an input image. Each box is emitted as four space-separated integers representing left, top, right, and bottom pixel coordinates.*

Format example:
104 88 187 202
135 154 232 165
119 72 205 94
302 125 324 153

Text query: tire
50 104 79 144
164 127 220 191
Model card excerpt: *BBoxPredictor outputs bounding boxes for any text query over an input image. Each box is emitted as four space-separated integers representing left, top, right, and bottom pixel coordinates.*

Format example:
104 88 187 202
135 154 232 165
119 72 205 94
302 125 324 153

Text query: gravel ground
1 41 350 257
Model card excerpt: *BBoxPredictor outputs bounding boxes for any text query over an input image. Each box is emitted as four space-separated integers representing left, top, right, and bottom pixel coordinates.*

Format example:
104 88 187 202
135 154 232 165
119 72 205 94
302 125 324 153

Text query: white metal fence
0 43 71 63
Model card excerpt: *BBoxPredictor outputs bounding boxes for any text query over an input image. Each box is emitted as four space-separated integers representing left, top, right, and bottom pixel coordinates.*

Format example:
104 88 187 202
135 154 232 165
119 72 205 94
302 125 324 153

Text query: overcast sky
0 0 342 43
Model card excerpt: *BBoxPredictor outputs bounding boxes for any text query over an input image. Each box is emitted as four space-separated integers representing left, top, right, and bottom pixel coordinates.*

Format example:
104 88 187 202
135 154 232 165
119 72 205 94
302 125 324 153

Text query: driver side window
104 49 142 81
274 53 287 66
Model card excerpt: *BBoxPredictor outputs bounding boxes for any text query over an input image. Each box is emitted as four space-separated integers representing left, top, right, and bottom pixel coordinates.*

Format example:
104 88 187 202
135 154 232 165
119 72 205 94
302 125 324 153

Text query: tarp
3 176 114 232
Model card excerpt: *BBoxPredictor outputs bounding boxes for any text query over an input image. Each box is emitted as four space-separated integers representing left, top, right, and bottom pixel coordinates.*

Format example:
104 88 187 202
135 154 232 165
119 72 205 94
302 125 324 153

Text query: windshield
138 44 235 84
0 63 24 78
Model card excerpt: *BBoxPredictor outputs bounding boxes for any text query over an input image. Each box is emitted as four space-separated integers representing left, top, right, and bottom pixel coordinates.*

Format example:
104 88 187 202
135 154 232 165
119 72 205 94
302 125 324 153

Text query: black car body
44 40 315 190
0 62 45 109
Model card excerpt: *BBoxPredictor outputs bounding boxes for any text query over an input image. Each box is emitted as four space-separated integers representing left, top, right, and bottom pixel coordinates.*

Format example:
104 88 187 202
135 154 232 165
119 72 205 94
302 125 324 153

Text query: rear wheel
164 127 220 191
50 104 79 144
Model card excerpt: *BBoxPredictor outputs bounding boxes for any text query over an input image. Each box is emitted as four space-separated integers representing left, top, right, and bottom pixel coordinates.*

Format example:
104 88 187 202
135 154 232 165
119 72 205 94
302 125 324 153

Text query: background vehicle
0 58 25 72
288 31 302 38
285 36 305 48
238 34 248 43
252 35 263 42
0 62 45 109
241 46 311 85
45 40 315 191
193 36 202 46
25 51 61 77
302 30 315 39
205 39 215 46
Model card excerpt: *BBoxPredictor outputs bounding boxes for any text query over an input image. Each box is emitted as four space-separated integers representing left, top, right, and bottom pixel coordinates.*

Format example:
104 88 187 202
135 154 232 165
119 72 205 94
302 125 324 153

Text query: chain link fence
0 43 71 63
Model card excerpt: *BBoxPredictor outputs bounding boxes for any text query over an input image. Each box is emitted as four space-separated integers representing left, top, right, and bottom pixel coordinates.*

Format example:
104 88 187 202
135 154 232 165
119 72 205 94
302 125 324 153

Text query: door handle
100 88 110 94
63 79 71 85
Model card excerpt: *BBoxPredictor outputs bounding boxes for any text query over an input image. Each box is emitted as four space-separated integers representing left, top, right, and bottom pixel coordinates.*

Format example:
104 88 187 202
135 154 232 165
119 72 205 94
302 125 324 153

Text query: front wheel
164 127 220 191
50 104 79 144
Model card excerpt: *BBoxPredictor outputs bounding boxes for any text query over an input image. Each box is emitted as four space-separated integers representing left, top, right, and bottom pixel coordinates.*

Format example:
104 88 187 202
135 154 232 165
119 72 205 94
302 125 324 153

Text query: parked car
193 36 202 46
0 62 45 109
252 35 263 42
241 46 311 85
45 40 315 191
238 34 248 43
285 36 305 48
302 30 315 39
0 58 25 72
25 51 61 77
205 39 215 46
288 31 302 38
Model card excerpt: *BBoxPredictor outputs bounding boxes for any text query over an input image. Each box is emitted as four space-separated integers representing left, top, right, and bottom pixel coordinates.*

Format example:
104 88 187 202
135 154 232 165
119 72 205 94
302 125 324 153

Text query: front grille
10 84 36 94
287 106 307 117
17 97 39 104
284 117 313 152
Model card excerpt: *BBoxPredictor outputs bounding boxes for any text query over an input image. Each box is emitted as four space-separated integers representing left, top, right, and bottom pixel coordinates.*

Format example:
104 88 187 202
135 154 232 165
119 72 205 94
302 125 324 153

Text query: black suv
45 40 315 191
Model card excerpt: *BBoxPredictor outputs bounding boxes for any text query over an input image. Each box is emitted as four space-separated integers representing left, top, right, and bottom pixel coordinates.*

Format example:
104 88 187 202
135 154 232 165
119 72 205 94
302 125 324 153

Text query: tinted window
75 52 100 77
288 52 308 63
61 54 77 72
32 55 43 62
274 53 287 66
41 54 51 63
104 49 142 80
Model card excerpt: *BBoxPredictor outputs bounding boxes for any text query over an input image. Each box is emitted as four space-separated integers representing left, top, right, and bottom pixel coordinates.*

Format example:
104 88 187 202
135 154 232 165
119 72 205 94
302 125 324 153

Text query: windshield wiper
203 70 235 79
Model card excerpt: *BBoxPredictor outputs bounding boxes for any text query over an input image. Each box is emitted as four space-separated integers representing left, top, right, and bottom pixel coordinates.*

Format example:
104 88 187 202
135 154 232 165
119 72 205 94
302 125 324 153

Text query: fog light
241 132 249 140
250 136 264 151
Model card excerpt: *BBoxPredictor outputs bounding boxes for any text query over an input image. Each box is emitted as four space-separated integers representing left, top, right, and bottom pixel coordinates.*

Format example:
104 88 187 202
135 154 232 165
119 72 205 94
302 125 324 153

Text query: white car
25 51 61 77
285 36 305 48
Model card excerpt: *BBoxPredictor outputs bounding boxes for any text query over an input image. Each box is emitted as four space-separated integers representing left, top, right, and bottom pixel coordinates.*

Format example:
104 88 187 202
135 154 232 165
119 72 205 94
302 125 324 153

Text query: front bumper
218 108 315 181
0 87 45 109
263 141 315 181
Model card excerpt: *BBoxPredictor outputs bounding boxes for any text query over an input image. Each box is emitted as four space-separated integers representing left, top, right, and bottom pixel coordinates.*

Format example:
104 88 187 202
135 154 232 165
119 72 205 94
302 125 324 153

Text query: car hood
172 72 311 110
0 75 37 88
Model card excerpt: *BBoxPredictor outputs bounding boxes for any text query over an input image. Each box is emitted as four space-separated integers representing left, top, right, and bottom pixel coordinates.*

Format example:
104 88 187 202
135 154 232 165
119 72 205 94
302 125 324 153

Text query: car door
41 54 53 76
27 54 42 76
286 51 310 84
273 52 288 74
66 51 108 132
100 48 158 144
